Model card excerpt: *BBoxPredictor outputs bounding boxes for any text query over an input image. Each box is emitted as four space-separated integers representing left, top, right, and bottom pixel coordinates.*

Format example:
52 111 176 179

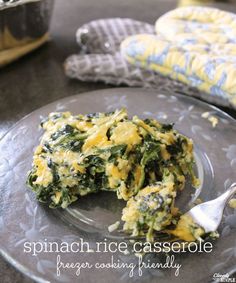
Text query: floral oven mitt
65 7 236 109
121 6 236 109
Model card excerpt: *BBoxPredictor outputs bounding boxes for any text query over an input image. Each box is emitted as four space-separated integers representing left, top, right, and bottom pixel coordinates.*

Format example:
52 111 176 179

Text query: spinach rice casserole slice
27 108 201 241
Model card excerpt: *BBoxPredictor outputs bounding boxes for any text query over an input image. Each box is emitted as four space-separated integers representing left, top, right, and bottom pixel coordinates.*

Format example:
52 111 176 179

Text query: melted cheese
122 197 140 226
53 191 62 204
170 214 204 241
117 181 130 200
82 125 111 152
34 145 43 155
134 165 142 186
160 144 171 160
72 162 86 173
133 116 174 144
82 117 142 153
33 156 52 186
74 121 93 131
106 162 129 189
53 149 80 165
110 121 141 149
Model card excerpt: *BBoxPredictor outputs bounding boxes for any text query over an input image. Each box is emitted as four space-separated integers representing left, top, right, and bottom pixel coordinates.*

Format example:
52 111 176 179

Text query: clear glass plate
0 88 235 283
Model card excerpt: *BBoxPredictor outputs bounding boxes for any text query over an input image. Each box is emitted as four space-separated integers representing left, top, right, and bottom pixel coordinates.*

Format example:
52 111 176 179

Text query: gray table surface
0 0 236 282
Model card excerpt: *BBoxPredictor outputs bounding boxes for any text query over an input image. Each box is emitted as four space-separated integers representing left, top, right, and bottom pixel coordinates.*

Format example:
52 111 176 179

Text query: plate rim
0 87 235 143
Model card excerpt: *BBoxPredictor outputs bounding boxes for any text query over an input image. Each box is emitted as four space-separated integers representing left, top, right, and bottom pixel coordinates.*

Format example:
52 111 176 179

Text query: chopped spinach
27 109 198 242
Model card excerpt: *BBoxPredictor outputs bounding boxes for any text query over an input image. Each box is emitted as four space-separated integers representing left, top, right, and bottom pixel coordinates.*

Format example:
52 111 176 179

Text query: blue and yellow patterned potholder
121 6 236 108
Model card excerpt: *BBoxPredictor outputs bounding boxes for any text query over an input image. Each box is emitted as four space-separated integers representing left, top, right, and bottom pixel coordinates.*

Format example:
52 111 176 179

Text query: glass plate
0 88 235 283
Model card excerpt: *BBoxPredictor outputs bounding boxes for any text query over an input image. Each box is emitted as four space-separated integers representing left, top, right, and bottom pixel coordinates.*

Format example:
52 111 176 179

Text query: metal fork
187 183 236 233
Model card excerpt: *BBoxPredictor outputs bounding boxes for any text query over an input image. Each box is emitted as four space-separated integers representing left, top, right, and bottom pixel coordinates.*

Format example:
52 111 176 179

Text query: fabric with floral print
121 7 236 108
